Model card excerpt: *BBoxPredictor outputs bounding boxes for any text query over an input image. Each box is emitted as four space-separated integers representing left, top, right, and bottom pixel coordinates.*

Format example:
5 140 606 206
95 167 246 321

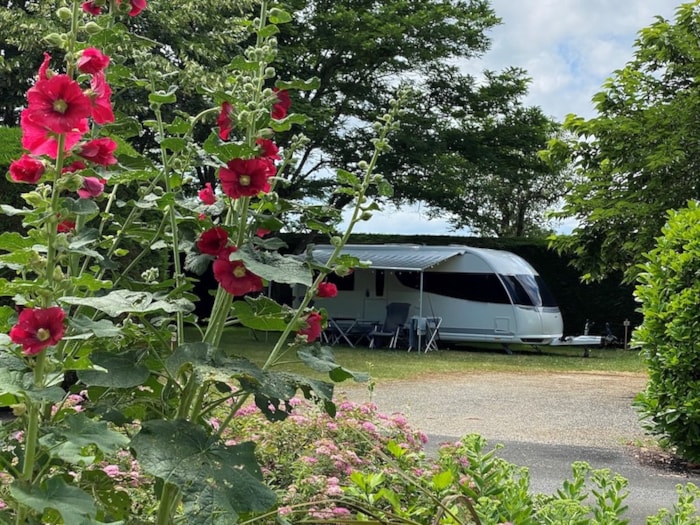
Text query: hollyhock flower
198 182 216 205
218 157 275 199
63 161 86 173
88 72 114 124
20 109 88 159
77 47 110 75
26 74 92 134
255 227 271 238
197 226 229 256
9 306 66 356
77 137 118 166
77 177 105 199
271 88 291 120
57 220 76 233
81 1 102 15
256 138 280 160
213 248 263 296
316 282 338 298
9 155 45 184
38 52 52 81
298 311 323 342
217 101 235 141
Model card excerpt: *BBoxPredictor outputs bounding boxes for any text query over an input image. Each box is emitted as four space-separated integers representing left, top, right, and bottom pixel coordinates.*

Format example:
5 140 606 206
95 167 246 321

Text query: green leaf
77 351 150 388
230 249 312 287
148 89 177 105
166 343 265 386
130 420 276 522
257 24 280 38
268 7 292 24
10 476 97 524
68 315 121 338
59 289 194 317
269 113 308 132
202 132 255 162
62 197 100 217
230 296 291 332
336 168 360 187
69 274 113 293
298 345 370 383
160 137 187 152
432 470 454 490
0 231 33 252
275 77 320 91
40 413 129 464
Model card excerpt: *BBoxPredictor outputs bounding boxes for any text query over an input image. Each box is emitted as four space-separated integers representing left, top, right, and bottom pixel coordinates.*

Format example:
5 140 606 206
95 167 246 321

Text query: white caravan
310 244 564 347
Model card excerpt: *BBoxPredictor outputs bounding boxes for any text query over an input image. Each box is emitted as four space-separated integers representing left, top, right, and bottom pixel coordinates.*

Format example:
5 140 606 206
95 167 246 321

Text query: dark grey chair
368 302 411 348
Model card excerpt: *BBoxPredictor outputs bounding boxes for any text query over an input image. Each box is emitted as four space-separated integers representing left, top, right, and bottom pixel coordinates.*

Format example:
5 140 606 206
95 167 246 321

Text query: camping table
325 318 376 348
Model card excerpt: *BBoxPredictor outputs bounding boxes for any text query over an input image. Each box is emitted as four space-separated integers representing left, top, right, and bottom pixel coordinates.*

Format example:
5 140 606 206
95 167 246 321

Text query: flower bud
84 22 103 35
43 33 66 48
330 236 342 247
56 7 72 20
264 67 276 79
53 266 65 282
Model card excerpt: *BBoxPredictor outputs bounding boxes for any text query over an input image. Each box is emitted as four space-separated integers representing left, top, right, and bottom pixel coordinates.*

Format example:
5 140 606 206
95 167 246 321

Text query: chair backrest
383 302 411 331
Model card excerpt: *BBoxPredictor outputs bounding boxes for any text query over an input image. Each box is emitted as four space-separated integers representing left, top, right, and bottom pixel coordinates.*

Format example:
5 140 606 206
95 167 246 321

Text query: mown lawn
213 328 646 382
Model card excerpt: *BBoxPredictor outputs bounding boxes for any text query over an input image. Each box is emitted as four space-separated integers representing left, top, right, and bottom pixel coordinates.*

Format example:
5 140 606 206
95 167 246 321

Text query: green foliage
633 201 700 462
549 1 700 281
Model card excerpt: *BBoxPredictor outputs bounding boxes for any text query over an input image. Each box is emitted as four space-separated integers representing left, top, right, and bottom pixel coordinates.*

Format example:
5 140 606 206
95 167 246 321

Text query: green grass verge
215 328 646 382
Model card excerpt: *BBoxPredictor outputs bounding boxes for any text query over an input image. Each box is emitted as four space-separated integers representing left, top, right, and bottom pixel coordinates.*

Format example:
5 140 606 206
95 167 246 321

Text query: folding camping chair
368 302 411 349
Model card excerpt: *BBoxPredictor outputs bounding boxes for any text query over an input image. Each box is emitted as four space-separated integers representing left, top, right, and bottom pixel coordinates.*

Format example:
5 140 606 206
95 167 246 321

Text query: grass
216 328 647 382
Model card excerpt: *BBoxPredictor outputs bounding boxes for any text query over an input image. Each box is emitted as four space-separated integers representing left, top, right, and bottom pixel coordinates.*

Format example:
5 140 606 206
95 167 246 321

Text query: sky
340 0 681 237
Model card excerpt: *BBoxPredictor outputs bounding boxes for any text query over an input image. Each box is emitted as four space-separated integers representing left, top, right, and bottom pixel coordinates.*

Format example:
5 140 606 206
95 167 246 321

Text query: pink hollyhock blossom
88 72 114 124
38 52 52 81
298 311 323 342
271 88 291 120
81 1 102 15
117 0 147 16
26 74 92 134
217 101 235 141
197 226 229 256
77 177 105 199
213 247 263 296
9 155 45 184
256 138 280 160
63 161 87 173
198 182 216 205
77 137 118 166
218 157 275 199
20 109 88 159
9 306 66 356
77 48 110 75
255 227 271 238
57 220 76 233
316 282 338 298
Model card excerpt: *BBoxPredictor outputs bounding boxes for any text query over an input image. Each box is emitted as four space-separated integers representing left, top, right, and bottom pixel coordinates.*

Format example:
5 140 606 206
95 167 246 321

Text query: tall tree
548 1 700 281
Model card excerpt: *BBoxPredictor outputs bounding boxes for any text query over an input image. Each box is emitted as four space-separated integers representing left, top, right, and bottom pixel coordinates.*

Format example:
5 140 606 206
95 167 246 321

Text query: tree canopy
549 1 700 281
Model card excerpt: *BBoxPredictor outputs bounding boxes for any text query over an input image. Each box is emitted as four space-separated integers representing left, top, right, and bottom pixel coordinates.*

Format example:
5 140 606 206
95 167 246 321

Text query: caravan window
499 274 558 307
326 271 355 291
395 271 511 304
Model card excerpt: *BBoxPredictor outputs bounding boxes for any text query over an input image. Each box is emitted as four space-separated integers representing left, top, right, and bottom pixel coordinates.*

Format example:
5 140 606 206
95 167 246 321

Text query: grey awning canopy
311 244 466 271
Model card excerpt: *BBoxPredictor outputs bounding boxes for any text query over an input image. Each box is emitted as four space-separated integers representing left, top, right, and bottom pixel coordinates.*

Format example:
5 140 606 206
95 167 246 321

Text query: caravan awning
311 245 466 271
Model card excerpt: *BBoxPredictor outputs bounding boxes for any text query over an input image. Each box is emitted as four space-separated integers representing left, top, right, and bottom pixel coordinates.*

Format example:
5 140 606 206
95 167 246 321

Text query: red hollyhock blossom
88 72 114 124
271 88 291 120
26 74 92 134
38 52 52 81
9 306 66 356
256 138 281 160
116 0 147 16
255 227 271 238
218 157 275 199
9 155 45 184
57 219 76 233
217 101 235 141
77 177 105 199
316 281 338 298
81 1 102 15
77 137 118 166
77 47 110 75
21 109 88 159
197 226 229 256
198 182 216 205
63 161 87 173
298 311 323 342
213 248 263 296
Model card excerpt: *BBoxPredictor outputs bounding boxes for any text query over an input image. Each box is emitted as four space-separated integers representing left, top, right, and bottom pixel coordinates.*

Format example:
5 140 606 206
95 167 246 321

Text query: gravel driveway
340 371 649 448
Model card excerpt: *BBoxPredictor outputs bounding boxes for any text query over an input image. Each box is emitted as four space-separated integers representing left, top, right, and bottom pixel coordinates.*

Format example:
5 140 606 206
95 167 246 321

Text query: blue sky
341 0 681 236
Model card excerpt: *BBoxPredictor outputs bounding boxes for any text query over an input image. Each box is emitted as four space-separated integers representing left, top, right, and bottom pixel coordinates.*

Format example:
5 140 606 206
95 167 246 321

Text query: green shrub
634 201 700 462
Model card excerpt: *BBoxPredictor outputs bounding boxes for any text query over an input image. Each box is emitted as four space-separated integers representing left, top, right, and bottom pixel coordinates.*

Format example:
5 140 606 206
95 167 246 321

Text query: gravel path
339 371 649 448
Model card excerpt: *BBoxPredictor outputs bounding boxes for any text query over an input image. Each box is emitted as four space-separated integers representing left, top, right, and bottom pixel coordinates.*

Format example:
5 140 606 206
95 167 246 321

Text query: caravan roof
311 244 539 276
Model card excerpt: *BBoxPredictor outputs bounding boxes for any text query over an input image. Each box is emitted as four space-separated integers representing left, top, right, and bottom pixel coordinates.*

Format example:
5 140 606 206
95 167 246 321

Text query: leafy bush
634 201 700 462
